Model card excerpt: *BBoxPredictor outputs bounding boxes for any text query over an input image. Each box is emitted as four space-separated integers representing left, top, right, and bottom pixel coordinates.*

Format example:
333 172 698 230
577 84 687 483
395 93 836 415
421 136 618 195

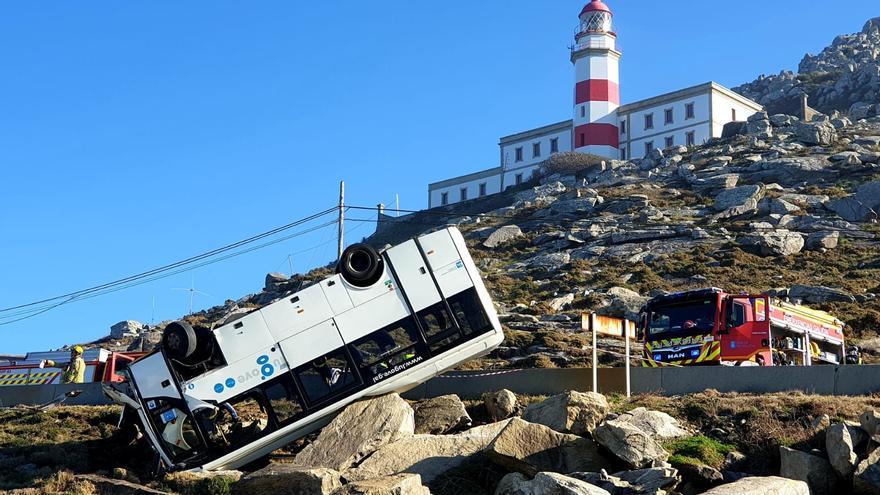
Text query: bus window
448 289 492 337
294 350 359 407
418 303 461 351
261 374 305 427
349 318 422 380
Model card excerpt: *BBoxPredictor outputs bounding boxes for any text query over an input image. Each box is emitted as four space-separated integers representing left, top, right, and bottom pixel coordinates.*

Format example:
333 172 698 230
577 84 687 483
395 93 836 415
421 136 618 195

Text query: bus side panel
333 290 411 343
385 240 443 312
278 319 345 370
260 283 334 343
130 353 182 401
418 229 476 298
443 228 504 335
183 346 289 403
214 311 276 365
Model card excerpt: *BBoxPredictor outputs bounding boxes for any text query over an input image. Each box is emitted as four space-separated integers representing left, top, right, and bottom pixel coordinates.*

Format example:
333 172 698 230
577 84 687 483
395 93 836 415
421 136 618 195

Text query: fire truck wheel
163 321 198 359
337 243 384 288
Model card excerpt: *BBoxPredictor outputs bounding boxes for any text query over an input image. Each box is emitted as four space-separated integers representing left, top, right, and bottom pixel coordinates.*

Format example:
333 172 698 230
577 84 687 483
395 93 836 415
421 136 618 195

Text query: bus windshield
648 299 716 338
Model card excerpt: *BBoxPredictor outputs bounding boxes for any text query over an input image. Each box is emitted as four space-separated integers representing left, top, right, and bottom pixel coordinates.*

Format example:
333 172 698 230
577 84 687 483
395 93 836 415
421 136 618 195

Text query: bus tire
337 243 384 288
163 321 198 359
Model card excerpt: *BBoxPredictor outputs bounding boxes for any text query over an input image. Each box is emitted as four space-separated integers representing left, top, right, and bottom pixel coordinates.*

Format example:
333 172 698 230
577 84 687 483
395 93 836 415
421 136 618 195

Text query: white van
105 227 503 471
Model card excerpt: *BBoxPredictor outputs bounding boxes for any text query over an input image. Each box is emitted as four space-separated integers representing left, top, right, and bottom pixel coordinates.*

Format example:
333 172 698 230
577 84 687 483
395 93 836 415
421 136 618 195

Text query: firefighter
846 346 862 365
41 345 86 384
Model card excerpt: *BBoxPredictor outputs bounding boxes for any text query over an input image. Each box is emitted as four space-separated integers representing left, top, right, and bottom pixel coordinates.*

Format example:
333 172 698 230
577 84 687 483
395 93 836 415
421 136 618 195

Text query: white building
428 0 763 209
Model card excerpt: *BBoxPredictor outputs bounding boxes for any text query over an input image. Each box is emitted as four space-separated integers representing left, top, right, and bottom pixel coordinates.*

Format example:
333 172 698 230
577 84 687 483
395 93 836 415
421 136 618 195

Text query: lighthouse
571 0 621 158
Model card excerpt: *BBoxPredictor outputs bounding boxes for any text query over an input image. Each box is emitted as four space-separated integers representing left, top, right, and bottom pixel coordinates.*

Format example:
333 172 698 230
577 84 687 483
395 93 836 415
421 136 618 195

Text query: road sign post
582 313 636 397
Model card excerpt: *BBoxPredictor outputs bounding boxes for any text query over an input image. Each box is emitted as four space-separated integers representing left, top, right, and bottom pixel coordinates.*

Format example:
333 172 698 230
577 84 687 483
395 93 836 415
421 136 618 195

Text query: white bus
105 227 503 471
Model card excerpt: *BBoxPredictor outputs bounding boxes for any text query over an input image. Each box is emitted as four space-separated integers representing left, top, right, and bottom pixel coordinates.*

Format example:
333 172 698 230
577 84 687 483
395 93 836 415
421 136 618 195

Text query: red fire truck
0 349 144 386
639 288 846 367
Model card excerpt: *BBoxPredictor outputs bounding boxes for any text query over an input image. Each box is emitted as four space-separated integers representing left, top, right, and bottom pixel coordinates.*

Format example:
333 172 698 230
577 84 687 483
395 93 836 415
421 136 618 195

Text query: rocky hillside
6 390 880 495
735 17 880 118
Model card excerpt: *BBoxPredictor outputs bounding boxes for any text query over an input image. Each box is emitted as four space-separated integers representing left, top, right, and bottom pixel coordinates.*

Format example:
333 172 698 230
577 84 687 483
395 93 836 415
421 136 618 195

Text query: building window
460 188 468 201
644 113 654 130
685 103 695 120
665 136 674 148
515 147 523 162
665 108 674 125
515 173 523 185
550 137 559 153
645 141 654 156
732 108 737 121
580 106 586 118
620 120 627 134
479 183 487 197
440 192 448 206
686 131 695 146
533 142 541 158
620 148 627 160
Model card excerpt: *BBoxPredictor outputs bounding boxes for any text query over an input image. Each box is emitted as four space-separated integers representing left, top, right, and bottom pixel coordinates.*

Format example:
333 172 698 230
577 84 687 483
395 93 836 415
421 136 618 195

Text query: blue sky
0 1 876 354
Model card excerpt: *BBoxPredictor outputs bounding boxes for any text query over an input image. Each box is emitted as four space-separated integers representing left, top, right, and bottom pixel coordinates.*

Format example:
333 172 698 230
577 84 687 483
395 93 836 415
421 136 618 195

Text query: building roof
499 119 572 145
581 0 612 16
617 81 763 114
428 166 503 191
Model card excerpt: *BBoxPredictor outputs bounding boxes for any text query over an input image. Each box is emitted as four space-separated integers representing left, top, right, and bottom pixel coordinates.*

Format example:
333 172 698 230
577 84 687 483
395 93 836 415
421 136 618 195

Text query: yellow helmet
73 345 84 355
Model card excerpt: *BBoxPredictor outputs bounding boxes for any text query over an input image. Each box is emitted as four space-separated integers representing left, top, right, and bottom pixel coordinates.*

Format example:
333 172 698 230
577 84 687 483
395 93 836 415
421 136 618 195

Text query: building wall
428 168 503 209
621 92 713 158
711 90 763 136
499 125 573 185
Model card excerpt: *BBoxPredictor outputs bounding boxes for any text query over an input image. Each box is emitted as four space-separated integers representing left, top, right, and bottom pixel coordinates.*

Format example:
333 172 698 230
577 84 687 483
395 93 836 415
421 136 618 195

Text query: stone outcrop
234 466 342 495
485 389 519 421
713 184 765 218
347 420 512 484
854 447 880 494
700 476 809 495
332 474 430 495
612 407 689 441
293 394 414 471
825 423 867 479
495 472 612 495
779 446 841 495
739 230 804 257
521 391 608 435
486 418 613 476
485 225 524 248
412 394 471 435
593 419 669 468
110 320 143 339
828 181 880 223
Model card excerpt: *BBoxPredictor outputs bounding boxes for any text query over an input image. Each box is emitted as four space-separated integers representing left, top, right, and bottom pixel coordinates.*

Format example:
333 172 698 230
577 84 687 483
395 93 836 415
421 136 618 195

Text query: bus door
720 295 771 364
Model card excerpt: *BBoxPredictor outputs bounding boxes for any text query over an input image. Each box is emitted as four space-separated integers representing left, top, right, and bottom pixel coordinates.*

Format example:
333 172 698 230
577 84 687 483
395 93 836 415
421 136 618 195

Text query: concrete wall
711 91 763 136
404 365 880 400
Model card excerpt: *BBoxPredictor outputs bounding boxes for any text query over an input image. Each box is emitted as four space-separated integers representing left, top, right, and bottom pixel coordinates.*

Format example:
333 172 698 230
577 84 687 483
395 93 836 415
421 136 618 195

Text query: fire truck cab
639 288 845 367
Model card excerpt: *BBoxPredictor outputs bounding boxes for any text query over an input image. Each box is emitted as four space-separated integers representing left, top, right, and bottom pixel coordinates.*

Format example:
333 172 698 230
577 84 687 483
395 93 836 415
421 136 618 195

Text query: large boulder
518 182 567 204
828 181 880 223
234 466 342 495
522 391 609 435
826 423 868 479
347 420 512 484
484 225 524 248
570 467 679 495
485 389 519 421
713 185 765 218
743 157 835 187
412 394 471 435
495 472 612 495
332 474 430 495
593 419 669 468
600 287 648 322
739 230 804 257
293 394 414 471
613 407 689 441
860 410 880 441
779 446 841 495
805 231 840 251
788 285 855 304
854 447 880 494
486 418 613 476
700 476 809 495
264 272 290 291
110 320 144 339
74 474 169 495
791 120 837 146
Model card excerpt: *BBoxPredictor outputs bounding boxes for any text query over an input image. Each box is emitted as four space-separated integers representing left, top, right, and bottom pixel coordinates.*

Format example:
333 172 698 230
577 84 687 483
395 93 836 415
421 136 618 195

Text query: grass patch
665 435 735 469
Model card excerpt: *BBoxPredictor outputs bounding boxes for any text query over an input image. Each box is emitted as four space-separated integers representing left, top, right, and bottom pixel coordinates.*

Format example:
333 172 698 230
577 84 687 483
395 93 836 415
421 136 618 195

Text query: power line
0 209 339 324
0 206 337 314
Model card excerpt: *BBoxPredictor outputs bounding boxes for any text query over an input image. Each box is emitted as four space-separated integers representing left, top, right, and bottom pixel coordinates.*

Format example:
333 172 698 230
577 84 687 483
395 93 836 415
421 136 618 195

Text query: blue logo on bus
257 355 274 380
225 378 236 388
214 383 224 393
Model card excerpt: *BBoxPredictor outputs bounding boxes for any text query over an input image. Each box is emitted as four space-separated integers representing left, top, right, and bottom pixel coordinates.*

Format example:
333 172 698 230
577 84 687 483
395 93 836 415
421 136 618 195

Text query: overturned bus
105 227 503 471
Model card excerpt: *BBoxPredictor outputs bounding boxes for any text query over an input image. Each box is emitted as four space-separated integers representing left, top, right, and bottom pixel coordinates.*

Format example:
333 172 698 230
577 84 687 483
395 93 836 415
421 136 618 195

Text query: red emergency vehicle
0 349 144 386
639 288 845 367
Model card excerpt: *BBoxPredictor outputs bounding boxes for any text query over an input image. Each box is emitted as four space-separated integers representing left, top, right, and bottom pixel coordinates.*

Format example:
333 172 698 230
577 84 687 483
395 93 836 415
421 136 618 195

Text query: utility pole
338 181 345 260
287 254 294 277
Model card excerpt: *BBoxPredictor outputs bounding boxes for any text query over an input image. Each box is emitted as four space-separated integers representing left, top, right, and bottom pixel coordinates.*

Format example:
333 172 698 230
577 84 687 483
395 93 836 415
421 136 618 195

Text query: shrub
537 151 606 177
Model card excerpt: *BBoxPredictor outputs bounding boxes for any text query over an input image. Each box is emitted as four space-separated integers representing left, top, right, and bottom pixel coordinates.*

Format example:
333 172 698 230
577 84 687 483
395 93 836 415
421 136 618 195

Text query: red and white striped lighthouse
571 0 621 158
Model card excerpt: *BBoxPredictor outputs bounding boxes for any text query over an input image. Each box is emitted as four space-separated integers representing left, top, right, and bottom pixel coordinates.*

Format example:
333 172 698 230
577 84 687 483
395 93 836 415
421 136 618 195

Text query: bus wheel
163 321 198 359
337 244 384 287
